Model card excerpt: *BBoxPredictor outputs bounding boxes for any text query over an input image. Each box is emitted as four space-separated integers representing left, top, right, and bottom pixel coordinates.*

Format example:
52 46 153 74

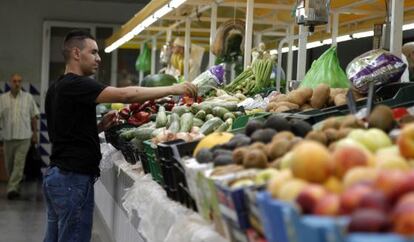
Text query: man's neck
10 90 20 97
65 64 83 76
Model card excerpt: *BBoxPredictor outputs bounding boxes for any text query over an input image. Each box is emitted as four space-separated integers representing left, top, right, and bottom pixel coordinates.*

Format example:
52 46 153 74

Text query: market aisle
0 181 114 242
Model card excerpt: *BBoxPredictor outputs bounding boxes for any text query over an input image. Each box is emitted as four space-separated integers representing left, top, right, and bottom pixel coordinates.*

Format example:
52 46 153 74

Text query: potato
287 90 308 106
271 94 288 103
266 102 278 111
334 93 347 106
301 88 313 100
275 106 291 113
273 101 299 110
310 84 330 109
340 115 364 129
301 103 313 111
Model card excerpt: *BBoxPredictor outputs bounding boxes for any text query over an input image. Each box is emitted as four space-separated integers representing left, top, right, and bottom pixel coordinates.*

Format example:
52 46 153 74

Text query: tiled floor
0 180 113 242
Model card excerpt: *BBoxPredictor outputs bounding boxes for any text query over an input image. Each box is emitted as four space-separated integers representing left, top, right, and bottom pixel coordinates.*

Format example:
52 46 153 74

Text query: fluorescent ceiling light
403 22 414 31
105 0 187 53
352 30 374 39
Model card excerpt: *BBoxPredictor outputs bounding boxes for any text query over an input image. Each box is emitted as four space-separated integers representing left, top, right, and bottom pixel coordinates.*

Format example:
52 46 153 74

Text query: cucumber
195 110 206 121
168 113 180 133
179 113 194 132
215 121 230 132
205 114 215 121
200 117 224 135
124 127 155 141
190 103 201 114
155 106 168 128
225 118 233 131
216 102 238 111
166 115 172 128
223 112 236 121
172 106 190 116
212 107 229 119
192 118 205 127
199 103 213 114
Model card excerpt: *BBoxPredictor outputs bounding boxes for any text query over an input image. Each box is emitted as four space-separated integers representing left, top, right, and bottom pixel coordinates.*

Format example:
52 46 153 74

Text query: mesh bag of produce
191 64 225 96
346 49 407 93
136 42 151 72
300 47 350 89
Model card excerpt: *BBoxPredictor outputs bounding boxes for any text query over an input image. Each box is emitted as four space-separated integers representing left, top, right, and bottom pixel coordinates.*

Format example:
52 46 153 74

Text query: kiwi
251 128 277 143
340 115 365 129
264 115 291 132
250 142 267 152
289 119 312 137
324 128 339 143
266 139 293 160
245 120 264 137
243 149 268 169
305 130 328 145
214 154 234 166
400 114 414 125
368 105 395 132
195 148 214 164
271 131 295 142
232 147 247 164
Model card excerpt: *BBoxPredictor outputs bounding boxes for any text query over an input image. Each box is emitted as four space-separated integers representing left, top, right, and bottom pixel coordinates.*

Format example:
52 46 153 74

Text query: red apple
392 199 414 235
358 190 390 212
348 209 390 233
331 145 373 178
398 123 414 159
313 193 341 216
341 183 374 214
296 184 328 214
375 170 411 202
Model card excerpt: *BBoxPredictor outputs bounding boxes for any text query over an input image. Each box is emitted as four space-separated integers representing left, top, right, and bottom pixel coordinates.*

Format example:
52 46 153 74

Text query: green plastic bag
136 43 151 72
300 47 350 89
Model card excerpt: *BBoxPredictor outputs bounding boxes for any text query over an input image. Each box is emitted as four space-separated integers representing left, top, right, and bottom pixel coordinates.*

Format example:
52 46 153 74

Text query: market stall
96 0 414 242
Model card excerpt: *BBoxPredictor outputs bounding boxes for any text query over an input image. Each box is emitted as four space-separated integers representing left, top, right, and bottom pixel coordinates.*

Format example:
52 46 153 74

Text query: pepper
138 100 152 112
133 111 151 124
164 102 175 111
118 107 130 120
129 103 141 112
127 116 142 126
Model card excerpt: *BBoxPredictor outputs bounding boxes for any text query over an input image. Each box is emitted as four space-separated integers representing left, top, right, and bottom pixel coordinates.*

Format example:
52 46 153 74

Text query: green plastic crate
143 140 164 185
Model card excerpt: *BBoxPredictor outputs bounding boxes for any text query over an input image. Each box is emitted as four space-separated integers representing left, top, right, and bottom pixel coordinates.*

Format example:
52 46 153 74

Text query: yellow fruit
267 169 293 198
277 178 307 202
343 167 378 188
323 176 343 194
193 132 234 156
111 103 124 111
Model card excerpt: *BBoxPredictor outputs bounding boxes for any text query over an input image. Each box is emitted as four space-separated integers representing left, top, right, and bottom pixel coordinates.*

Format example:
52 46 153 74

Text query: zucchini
215 121 230 132
125 127 155 141
172 106 190 116
195 110 206 121
179 113 194 132
205 114 215 121
212 107 229 119
199 103 213 114
192 118 205 127
190 103 201 114
168 113 180 133
216 102 238 111
223 112 236 121
200 117 224 135
155 106 168 128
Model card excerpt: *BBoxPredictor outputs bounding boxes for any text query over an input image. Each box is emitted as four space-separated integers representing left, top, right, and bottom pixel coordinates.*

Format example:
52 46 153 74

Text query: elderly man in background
0 74 40 200
402 42 414 82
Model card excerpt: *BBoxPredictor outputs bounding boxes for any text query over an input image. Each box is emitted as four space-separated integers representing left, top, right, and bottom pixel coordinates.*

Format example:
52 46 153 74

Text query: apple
331 145 373 178
255 168 280 185
359 190 390 212
277 178 308 202
392 198 414 235
323 176 343 194
266 169 293 198
375 153 410 171
290 141 332 183
396 192 414 207
341 183 374 214
398 123 414 159
348 129 392 153
375 170 410 202
296 184 327 214
343 167 378 189
313 193 341 216
348 209 390 233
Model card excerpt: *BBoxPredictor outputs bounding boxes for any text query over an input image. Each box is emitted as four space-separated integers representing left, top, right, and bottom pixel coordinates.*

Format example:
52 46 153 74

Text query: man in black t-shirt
43 30 197 242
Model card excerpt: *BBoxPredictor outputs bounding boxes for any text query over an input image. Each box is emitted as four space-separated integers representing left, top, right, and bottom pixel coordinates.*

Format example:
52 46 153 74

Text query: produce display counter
95 142 227 242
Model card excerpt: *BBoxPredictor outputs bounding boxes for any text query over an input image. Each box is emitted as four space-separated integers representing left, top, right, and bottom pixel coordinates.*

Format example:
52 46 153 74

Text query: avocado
213 149 233 158
290 119 312 137
264 115 291 132
251 128 277 143
195 148 214 164
245 120 264 137
214 154 234 166
225 134 252 149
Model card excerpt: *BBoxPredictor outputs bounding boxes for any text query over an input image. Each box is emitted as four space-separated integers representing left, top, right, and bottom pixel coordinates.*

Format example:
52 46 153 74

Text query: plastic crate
246 229 267 242
223 217 249 242
244 185 266 236
143 140 164 185
137 151 150 174
104 123 135 150
118 139 138 164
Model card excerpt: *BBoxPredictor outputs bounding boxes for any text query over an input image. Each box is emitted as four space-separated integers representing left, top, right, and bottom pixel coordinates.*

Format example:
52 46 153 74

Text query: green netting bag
135 43 151 72
300 47 350 89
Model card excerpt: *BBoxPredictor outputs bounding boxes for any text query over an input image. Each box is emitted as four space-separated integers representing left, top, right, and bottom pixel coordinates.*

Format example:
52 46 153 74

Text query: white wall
0 0 144 85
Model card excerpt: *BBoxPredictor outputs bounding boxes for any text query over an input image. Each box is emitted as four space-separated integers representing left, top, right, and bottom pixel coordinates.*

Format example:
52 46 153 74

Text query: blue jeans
42 166 96 242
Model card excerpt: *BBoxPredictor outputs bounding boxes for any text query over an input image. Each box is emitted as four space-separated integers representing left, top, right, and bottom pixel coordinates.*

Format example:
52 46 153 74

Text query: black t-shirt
45 73 107 175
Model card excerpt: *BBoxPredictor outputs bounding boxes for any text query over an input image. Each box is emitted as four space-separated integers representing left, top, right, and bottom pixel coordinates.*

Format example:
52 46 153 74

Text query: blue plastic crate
346 233 410 242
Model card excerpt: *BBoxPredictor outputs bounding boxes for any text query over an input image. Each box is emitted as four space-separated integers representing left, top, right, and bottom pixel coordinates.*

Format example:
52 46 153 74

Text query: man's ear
72 47 81 61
